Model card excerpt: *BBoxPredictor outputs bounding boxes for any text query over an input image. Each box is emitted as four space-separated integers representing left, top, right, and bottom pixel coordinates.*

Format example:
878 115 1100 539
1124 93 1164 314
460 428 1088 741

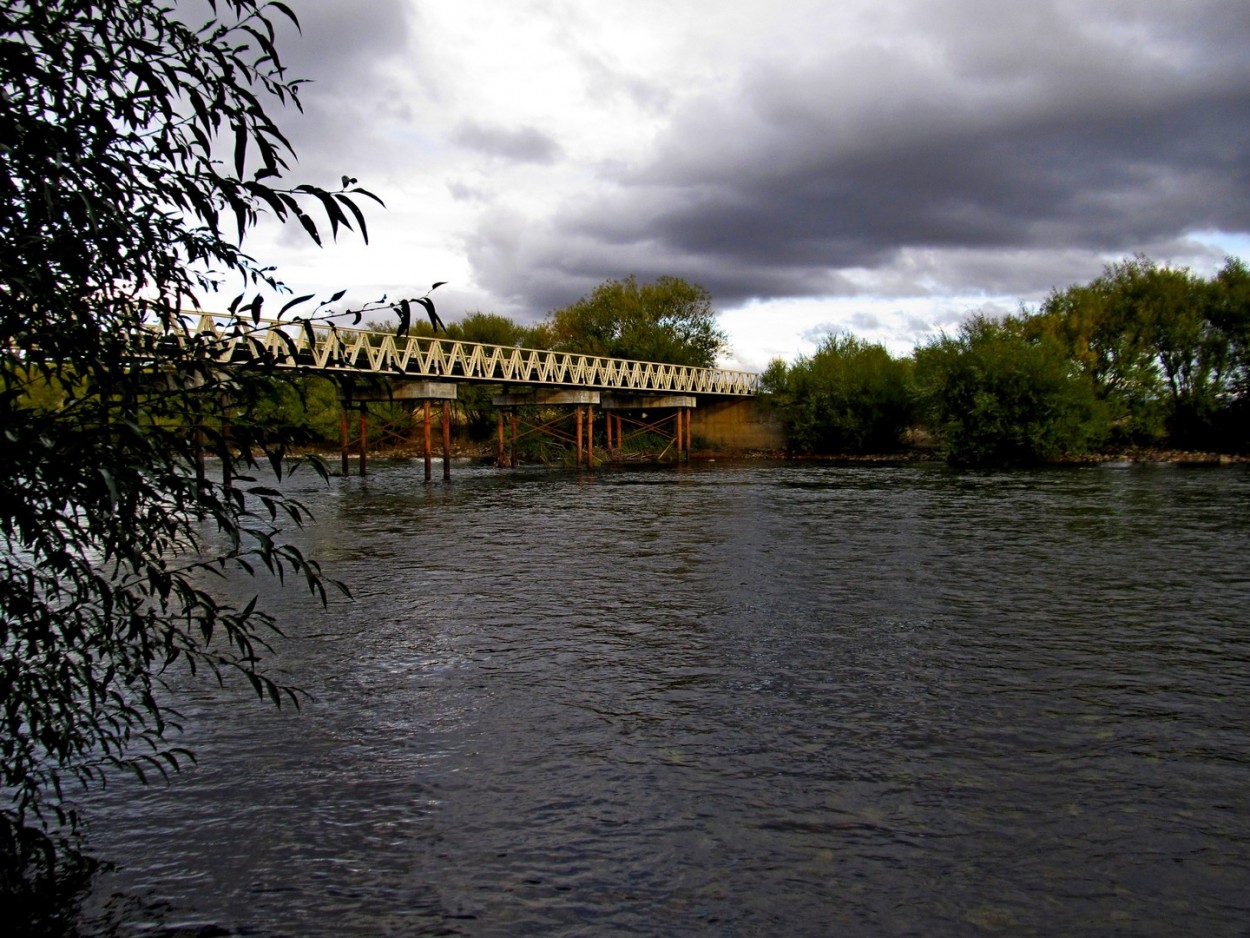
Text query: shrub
763 335 916 453
915 316 1109 465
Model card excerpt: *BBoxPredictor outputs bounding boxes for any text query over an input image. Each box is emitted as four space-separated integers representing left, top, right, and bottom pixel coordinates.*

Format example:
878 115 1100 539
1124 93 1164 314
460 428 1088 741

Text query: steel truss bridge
178 314 761 476
185 314 759 396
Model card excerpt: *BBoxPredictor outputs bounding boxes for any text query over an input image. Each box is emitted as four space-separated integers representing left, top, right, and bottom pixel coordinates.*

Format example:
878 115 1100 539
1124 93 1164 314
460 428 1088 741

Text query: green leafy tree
445 312 533 436
1035 256 1247 448
1206 258 1250 448
446 310 530 347
543 275 728 367
1 0 384 916
763 334 916 453
1209 259 1250 391
916 315 1108 466
1033 262 1165 442
244 375 344 446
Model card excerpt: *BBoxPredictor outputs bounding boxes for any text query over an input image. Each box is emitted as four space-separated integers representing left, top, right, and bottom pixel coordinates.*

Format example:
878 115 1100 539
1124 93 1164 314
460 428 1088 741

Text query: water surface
80 461 1250 935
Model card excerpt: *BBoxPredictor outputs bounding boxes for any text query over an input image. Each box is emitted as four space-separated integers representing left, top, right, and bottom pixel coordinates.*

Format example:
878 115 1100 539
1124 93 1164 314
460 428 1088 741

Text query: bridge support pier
416 400 454 482
495 410 523 469
489 391 697 468
336 403 370 477
575 404 595 469
600 395 696 462
493 389 601 469
338 379 458 480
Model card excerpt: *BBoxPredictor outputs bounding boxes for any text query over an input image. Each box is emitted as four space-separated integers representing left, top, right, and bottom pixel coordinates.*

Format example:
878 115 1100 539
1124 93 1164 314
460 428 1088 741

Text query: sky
226 0 1250 372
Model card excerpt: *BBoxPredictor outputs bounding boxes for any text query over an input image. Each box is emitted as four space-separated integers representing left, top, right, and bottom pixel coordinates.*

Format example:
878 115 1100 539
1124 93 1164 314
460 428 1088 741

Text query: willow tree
1 0 384 913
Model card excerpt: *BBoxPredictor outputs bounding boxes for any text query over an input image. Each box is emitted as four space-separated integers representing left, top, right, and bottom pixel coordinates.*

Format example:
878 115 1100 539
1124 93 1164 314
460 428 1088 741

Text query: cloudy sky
233 0 1249 371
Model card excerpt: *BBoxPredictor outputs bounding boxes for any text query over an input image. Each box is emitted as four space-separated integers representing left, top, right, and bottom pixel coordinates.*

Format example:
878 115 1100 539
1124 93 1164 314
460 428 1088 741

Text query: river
77 460 1250 936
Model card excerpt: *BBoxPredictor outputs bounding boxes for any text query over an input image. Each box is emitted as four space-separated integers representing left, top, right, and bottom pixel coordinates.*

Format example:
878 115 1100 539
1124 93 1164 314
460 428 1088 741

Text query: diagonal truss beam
163 315 759 397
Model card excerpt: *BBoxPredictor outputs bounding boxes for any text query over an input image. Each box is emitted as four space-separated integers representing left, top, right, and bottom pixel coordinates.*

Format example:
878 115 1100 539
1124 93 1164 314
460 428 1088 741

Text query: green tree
1034 260 1166 442
763 334 916 453
1 0 381 917
445 312 533 437
1207 258 1250 449
446 310 530 347
1036 256 1247 448
543 275 728 367
916 315 1108 466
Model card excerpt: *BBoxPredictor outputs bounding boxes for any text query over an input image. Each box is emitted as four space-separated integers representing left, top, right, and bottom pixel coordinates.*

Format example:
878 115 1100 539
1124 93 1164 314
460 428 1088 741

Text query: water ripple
79 462 1250 936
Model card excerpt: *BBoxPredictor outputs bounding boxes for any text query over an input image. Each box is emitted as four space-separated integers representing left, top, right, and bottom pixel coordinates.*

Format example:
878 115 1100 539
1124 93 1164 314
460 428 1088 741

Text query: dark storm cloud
277 0 413 82
470 0 1250 310
643 91 1245 261
452 122 563 164
465 205 861 317
265 0 420 169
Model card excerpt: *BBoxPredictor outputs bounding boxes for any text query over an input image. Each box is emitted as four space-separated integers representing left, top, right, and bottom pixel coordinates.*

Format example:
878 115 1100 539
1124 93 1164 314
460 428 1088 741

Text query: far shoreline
285 442 1249 468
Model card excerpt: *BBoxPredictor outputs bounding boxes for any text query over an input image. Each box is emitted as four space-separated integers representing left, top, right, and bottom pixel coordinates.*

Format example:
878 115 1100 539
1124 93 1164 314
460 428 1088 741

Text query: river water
77 460 1250 936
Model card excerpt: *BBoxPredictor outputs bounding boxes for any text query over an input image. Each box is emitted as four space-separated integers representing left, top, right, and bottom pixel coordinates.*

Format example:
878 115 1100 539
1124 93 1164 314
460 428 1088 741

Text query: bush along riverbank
302 435 1249 469
761 257 1249 467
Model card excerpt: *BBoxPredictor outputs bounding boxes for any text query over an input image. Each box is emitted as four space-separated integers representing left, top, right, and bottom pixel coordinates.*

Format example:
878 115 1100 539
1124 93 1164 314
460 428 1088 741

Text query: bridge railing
162 314 759 397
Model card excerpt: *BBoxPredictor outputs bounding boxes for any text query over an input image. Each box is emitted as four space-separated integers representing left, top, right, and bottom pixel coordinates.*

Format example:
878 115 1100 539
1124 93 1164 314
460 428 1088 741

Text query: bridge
177 314 766 477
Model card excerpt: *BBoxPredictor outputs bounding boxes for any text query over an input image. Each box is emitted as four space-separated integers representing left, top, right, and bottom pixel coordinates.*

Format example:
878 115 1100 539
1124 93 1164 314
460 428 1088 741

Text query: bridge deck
177 315 758 397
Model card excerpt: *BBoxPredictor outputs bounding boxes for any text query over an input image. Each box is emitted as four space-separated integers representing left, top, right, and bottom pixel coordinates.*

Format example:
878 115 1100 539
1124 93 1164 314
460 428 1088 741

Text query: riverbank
770 447 1250 465
1047 447 1249 465
288 437 1248 467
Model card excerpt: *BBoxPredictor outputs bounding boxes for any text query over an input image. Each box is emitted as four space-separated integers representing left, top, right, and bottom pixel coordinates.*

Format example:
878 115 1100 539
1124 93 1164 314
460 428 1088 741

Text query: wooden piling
340 411 349 477
442 400 452 481
221 414 233 490
423 400 433 482
575 405 584 469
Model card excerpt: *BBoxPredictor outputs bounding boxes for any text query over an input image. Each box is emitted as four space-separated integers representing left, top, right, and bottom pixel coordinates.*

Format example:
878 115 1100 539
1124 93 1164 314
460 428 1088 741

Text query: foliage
0 0 381 909
445 313 536 436
1034 256 1249 448
762 334 916 453
1206 258 1250 448
244 375 344 445
1209 259 1250 392
1032 259 1165 438
542 276 728 367
915 315 1109 466
900 256 1247 463
446 310 533 347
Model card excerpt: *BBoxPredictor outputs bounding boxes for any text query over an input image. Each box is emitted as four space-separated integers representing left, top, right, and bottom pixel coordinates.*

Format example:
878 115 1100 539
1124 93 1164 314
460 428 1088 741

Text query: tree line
763 256 1250 465
212 258 1250 466
262 257 1249 465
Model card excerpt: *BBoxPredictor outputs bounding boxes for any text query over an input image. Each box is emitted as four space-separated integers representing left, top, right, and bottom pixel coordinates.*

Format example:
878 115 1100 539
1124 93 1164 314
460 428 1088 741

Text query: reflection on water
79 461 1250 936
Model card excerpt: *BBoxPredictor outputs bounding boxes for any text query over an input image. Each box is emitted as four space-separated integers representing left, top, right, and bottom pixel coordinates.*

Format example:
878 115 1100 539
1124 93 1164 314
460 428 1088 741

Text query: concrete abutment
690 398 784 452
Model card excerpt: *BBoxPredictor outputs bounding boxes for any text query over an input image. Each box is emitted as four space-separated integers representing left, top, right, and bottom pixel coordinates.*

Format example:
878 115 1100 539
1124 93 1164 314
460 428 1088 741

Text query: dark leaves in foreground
0 0 379 909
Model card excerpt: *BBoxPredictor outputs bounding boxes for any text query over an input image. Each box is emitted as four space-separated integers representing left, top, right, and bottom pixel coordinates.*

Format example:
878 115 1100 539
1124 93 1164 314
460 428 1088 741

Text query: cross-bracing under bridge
176 314 761 477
